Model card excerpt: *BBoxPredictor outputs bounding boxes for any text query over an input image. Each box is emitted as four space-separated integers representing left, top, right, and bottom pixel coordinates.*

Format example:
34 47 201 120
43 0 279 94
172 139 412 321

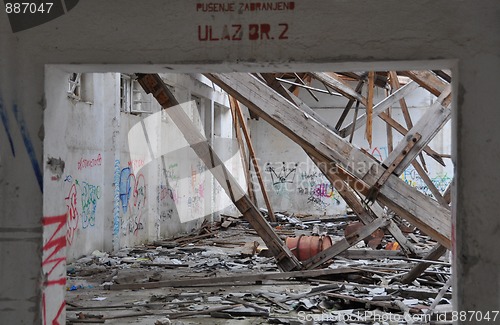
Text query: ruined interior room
43 69 455 324
1 1 499 325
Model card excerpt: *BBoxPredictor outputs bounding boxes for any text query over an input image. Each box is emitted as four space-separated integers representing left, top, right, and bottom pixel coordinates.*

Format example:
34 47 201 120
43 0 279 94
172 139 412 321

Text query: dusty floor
65 214 453 324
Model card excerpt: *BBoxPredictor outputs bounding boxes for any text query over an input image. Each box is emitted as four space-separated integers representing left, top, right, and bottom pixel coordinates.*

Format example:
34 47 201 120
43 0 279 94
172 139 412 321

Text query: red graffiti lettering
42 214 67 325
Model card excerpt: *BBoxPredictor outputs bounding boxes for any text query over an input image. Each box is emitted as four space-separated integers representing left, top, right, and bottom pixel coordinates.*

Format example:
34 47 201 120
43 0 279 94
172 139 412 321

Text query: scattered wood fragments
67 218 453 324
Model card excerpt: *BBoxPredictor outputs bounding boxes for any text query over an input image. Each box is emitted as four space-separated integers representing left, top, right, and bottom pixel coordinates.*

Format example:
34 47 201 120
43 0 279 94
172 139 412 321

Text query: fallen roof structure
136 71 452 282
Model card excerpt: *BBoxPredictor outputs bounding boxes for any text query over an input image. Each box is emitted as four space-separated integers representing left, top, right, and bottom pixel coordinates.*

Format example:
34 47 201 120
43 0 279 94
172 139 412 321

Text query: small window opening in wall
67 73 81 99
120 74 154 115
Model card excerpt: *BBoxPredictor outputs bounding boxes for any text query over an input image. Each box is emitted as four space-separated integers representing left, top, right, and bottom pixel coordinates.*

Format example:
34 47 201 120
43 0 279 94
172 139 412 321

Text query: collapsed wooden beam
206 73 451 249
136 73 302 272
377 110 445 166
399 70 448 97
382 85 452 176
388 71 428 172
339 81 420 138
229 96 276 222
311 72 368 105
401 244 448 284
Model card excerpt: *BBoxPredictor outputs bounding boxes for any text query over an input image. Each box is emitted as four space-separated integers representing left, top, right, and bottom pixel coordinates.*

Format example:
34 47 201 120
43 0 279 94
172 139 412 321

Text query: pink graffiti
313 183 335 198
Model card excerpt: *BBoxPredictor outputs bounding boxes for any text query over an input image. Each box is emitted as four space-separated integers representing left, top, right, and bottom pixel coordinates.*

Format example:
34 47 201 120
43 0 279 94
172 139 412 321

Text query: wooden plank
229 96 276 222
385 90 394 154
382 85 452 176
400 244 448 284
339 81 419 138
137 74 301 271
228 96 256 204
105 267 360 290
399 70 448 97
302 217 390 269
366 71 375 147
206 73 451 249
311 72 368 105
389 71 428 172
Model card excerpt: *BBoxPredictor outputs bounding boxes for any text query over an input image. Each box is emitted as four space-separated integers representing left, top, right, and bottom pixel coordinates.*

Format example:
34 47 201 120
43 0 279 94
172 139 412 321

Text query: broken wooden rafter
311 155 417 257
229 96 276 222
311 72 368 105
205 73 451 249
401 244 448 284
339 81 420 138
399 70 448 97
366 71 375 147
382 85 452 177
377 110 445 166
229 95 256 204
388 71 428 172
136 73 301 271
385 89 394 154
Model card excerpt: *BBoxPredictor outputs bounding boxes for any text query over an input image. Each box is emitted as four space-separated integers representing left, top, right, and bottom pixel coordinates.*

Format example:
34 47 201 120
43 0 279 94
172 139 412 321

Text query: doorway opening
42 65 454 324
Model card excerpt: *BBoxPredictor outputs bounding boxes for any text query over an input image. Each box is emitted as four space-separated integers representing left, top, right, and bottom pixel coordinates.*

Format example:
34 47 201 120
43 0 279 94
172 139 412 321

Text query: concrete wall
253 81 452 215
0 1 499 324
44 71 241 262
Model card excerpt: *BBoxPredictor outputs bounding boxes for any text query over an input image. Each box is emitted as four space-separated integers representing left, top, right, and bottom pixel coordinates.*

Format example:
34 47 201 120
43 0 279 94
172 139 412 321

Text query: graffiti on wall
113 160 121 237
119 166 147 235
364 146 453 197
42 214 67 325
77 153 102 171
63 176 102 244
298 172 342 211
266 162 297 185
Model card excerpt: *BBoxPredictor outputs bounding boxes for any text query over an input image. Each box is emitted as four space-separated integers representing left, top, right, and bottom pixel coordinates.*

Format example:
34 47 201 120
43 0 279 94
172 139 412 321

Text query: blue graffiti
113 160 121 236
12 104 43 191
119 167 132 213
0 96 15 156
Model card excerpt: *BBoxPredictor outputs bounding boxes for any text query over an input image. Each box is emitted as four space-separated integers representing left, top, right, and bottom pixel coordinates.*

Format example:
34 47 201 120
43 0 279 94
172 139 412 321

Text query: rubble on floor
66 213 453 324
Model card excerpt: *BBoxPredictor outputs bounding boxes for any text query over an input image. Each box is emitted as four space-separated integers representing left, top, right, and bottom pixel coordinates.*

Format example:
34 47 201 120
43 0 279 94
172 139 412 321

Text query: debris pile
66 216 453 324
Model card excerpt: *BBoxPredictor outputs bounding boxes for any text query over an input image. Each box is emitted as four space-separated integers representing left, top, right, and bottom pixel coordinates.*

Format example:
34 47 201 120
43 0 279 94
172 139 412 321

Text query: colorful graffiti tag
119 166 147 235
64 177 102 244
